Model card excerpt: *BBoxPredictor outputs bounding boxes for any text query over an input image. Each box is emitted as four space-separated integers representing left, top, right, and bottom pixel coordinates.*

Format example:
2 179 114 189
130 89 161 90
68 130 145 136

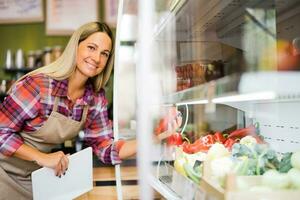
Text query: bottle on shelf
5 49 13 69
0 80 6 93
43 47 52 66
34 50 43 68
26 50 35 69
15 49 24 69
52 45 62 61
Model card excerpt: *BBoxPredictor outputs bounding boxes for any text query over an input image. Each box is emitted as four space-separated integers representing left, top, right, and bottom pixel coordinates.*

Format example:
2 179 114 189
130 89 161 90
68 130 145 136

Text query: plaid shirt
0 74 122 165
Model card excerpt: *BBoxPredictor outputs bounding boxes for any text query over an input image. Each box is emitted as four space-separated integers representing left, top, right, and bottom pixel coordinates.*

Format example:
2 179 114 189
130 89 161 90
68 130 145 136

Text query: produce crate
224 175 300 200
200 158 300 200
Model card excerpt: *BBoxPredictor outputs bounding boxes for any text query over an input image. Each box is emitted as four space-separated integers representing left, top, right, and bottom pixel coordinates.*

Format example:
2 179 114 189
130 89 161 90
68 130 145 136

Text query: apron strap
53 96 59 112
81 105 89 123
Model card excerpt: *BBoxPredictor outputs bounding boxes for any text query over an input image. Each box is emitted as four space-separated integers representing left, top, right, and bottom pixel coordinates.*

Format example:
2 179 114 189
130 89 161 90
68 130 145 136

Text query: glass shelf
163 72 300 107
150 162 221 200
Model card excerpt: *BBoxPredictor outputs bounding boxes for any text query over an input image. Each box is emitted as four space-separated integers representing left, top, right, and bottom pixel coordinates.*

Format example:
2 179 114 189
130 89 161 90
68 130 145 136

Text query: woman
0 22 139 200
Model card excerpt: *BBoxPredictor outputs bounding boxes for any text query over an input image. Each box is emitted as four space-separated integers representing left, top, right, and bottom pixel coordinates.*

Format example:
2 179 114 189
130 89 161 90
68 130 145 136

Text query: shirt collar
51 79 95 105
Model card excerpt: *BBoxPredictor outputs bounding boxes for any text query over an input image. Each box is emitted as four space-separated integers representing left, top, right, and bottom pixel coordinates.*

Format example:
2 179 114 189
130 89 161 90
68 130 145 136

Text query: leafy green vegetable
278 152 292 173
231 143 280 175
183 163 202 184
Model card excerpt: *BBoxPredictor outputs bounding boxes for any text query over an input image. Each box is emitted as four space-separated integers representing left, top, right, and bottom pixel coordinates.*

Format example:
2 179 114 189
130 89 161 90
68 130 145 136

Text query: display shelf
239 72 300 94
163 73 239 105
154 0 239 41
117 0 300 199
156 0 300 42
150 163 216 200
150 162 184 200
149 175 181 200
153 0 187 39
163 72 300 108
151 144 175 162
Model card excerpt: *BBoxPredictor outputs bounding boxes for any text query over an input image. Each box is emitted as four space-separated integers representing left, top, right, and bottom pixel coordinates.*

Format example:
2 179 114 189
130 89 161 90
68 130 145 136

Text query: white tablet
32 147 93 200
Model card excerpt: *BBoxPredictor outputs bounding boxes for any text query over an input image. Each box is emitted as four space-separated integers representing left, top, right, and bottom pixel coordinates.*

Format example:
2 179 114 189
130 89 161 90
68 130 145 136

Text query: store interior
1 0 300 200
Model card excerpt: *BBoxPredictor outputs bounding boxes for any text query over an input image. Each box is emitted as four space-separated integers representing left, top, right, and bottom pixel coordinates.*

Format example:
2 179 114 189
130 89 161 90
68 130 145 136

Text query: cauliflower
207 143 230 161
240 136 257 148
210 157 234 187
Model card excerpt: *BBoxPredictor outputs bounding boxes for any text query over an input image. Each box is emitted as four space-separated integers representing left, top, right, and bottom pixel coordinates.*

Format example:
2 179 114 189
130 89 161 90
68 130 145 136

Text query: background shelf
4 67 38 74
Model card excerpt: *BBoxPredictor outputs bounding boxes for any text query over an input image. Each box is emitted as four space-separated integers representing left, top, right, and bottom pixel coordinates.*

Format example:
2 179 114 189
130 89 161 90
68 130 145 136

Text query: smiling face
75 32 112 79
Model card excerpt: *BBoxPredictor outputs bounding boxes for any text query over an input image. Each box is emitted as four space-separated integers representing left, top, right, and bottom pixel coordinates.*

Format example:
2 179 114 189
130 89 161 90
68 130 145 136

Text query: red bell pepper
182 134 215 154
228 125 265 144
182 141 209 154
213 132 226 144
167 132 183 146
182 142 198 154
201 134 215 147
228 125 256 139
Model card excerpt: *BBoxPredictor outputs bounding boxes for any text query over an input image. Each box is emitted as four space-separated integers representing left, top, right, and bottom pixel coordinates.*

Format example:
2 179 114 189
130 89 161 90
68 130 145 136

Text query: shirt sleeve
83 94 122 165
0 76 40 156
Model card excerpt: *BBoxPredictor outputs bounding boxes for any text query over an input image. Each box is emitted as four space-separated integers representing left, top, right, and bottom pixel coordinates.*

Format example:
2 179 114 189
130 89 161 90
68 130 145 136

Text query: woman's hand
13 144 69 177
36 151 69 177
155 111 183 142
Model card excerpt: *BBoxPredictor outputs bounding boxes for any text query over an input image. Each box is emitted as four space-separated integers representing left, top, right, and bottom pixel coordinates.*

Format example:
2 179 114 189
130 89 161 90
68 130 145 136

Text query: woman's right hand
36 151 69 177
155 111 183 142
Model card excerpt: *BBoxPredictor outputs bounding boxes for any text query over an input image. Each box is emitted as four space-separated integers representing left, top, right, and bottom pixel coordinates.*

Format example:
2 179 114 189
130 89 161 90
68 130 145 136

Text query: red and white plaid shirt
0 74 123 164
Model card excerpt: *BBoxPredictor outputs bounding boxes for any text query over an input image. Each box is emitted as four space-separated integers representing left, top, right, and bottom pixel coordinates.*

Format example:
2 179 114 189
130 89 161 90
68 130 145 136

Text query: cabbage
240 136 257 148
207 143 229 161
210 157 234 187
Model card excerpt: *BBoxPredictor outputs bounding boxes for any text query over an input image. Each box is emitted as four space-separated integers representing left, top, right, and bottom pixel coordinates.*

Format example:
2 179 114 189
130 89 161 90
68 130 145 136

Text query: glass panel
115 0 138 139
137 0 300 199
153 0 300 97
114 0 138 199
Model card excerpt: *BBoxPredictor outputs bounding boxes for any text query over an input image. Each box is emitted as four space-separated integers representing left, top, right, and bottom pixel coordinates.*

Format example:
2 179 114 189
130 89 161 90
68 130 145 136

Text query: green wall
0 23 69 79
0 0 109 79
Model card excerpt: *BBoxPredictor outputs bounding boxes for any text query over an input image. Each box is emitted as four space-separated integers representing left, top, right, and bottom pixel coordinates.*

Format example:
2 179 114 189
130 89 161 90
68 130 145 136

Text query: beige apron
0 96 88 200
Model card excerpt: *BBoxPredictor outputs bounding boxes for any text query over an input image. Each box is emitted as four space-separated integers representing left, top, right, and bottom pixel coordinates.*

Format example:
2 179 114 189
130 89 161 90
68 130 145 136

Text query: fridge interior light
175 99 209 106
174 91 276 106
212 91 277 103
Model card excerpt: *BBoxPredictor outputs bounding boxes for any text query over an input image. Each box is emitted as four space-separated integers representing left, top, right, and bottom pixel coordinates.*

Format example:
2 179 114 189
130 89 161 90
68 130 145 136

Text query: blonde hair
14 22 114 92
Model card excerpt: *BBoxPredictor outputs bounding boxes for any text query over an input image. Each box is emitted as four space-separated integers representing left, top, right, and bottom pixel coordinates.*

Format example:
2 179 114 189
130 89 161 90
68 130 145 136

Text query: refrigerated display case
115 0 300 199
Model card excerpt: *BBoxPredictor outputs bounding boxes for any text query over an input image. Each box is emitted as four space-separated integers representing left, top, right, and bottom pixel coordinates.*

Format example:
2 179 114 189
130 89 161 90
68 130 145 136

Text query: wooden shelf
75 185 163 200
93 166 138 181
75 166 163 200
